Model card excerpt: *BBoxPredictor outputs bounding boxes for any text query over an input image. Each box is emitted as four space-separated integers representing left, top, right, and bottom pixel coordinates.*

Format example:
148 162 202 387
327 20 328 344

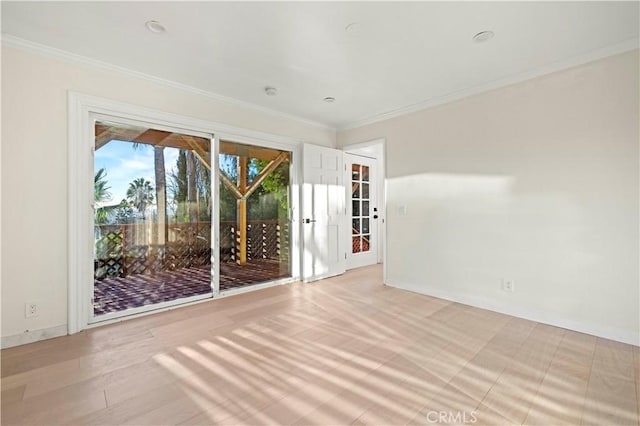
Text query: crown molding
4 34 636 135
1 34 335 132
340 38 640 131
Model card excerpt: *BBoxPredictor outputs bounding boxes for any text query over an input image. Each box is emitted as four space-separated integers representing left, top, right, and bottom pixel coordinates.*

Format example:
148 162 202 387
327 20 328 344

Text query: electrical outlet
502 279 515 292
25 301 39 318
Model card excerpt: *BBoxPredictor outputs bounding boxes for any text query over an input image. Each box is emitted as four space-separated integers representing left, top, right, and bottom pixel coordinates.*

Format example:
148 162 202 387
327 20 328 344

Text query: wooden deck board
93 259 290 316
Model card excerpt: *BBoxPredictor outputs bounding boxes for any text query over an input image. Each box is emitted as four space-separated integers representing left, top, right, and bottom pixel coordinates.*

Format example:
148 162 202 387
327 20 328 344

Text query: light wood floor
1 265 638 425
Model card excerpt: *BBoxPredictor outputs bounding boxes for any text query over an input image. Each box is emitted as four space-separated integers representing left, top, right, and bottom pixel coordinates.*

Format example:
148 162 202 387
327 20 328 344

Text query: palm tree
94 168 120 224
94 168 112 204
126 178 154 220
132 143 167 242
153 146 168 243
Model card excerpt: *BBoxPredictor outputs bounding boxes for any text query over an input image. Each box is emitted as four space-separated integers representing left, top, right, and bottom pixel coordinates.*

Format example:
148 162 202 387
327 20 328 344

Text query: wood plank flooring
1 265 638 425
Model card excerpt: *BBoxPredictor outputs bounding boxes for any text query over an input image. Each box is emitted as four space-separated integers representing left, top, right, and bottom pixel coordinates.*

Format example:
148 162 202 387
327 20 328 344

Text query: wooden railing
94 220 289 280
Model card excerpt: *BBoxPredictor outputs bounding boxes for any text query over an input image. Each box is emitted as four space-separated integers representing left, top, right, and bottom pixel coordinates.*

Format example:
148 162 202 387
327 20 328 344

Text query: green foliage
251 159 289 212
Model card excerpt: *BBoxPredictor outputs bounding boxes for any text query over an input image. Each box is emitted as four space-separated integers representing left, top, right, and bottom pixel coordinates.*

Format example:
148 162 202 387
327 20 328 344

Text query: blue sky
95 140 179 207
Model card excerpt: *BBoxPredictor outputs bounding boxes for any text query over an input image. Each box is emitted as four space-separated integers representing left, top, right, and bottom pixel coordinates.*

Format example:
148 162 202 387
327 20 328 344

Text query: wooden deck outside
93 259 290 316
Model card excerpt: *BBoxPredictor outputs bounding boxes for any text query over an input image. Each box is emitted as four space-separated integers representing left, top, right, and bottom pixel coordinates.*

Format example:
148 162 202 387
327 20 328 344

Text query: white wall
338 50 639 345
1 46 335 345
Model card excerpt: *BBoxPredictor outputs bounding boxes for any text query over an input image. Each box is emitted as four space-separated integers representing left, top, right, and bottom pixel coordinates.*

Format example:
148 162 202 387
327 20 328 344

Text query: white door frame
68 92 301 334
341 139 387 279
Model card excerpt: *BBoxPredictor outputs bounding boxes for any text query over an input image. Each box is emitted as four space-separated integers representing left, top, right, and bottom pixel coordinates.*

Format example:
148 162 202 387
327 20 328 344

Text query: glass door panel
93 120 212 318
218 140 292 291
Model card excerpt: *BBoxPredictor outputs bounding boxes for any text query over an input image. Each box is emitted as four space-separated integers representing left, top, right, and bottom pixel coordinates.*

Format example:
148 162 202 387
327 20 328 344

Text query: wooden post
121 225 128 277
238 156 248 265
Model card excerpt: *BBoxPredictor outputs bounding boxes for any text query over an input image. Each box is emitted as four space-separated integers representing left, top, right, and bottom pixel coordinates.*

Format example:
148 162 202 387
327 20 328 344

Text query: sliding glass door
92 119 213 320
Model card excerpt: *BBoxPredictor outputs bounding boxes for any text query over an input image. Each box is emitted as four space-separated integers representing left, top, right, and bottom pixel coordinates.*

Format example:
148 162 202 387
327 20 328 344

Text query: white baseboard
1 325 68 349
385 279 639 347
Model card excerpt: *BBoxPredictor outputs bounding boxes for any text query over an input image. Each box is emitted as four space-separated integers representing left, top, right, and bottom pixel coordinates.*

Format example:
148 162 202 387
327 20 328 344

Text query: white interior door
302 143 346 281
345 153 378 269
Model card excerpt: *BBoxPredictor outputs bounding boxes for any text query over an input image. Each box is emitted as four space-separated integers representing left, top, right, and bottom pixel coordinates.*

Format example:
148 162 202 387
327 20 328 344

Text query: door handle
373 215 379 219
304 218 316 224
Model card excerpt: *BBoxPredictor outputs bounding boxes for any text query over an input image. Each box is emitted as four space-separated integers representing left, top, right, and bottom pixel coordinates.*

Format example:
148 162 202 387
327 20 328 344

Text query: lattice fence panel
95 223 211 280
95 227 125 279
95 221 289 279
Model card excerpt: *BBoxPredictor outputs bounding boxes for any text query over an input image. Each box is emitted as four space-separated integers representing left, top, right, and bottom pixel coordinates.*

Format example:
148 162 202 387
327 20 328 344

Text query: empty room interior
1 2 639 425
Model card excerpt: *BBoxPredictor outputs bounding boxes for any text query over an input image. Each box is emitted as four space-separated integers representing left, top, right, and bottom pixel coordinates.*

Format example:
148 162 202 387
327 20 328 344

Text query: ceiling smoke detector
264 86 278 96
473 30 494 43
323 97 336 103
145 20 166 34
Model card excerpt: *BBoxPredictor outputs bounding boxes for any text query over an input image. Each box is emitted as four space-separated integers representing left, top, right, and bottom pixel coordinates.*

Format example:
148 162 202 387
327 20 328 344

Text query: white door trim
68 92 301 334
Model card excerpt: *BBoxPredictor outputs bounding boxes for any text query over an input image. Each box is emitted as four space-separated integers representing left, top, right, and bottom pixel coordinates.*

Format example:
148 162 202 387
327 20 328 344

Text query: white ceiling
2 2 638 129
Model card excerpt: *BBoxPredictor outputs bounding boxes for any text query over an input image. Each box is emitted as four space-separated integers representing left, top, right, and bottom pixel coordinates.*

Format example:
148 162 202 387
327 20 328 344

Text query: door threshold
87 292 213 328
217 276 297 298
86 276 298 329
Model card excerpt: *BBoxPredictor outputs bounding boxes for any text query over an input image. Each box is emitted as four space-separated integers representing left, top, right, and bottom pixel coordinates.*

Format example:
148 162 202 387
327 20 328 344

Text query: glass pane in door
362 165 370 182
352 162 361 254
93 121 212 317
218 141 292 290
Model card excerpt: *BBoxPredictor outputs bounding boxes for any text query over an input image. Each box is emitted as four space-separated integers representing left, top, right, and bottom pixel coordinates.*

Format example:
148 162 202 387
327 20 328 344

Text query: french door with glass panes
345 153 378 269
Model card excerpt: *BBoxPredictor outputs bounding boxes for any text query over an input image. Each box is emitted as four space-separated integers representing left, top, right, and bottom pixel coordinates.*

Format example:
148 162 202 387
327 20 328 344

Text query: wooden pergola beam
132 129 174 145
182 135 211 170
95 125 147 150
244 152 288 199
94 124 211 153
95 126 293 167
220 141 290 163
219 170 243 200
218 151 288 201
